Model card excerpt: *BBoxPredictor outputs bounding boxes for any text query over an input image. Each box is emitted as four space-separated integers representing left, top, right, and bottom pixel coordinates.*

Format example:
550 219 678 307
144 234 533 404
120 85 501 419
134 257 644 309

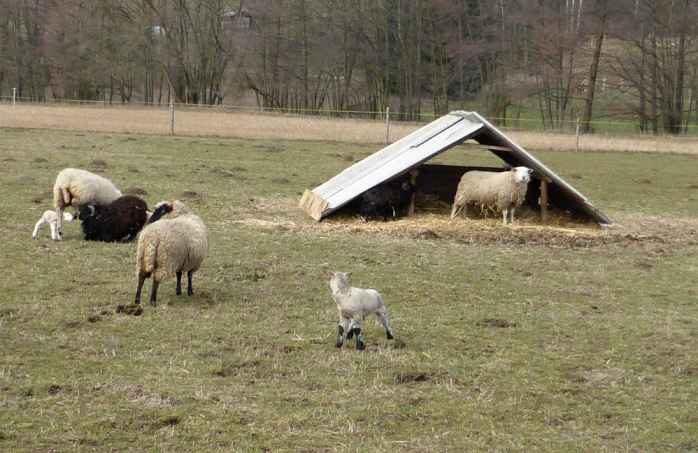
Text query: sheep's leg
450 203 459 219
509 207 515 224
376 310 394 340
336 319 350 348
149 280 160 306
135 272 147 305
354 326 365 351
502 208 509 225
49 222 58 240
335 324 345 348
176 271 183 296
55 207 64 240
348 319 365 350
32 219 44 239
187 270 194 296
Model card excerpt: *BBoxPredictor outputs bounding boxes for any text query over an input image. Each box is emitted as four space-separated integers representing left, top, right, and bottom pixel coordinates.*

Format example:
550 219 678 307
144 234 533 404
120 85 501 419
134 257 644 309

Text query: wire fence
3 95 698 141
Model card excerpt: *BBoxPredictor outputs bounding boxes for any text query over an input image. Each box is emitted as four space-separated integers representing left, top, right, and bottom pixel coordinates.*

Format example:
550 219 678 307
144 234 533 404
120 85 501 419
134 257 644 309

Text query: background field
1 127 697 451
4 103 698 155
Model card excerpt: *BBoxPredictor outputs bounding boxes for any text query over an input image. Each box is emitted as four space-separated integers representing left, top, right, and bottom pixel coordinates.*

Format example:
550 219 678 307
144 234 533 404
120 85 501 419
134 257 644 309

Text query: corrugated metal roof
301 111 611 225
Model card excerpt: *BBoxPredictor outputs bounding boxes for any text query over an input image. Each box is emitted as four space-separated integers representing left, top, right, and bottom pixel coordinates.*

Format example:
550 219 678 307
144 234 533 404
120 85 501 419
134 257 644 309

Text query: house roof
299 111 611 225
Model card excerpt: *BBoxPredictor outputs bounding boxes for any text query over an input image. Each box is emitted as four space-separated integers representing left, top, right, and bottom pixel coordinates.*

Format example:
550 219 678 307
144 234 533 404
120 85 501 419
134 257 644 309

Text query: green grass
1 128 697 451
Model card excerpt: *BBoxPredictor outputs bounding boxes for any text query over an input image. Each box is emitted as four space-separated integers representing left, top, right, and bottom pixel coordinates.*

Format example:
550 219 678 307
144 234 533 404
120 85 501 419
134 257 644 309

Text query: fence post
385 107 390 144
12 88 16 107
575 117 581 152
169 97 175 135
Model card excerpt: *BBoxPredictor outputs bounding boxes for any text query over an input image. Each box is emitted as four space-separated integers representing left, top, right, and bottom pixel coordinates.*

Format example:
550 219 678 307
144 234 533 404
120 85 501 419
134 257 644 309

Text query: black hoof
387 332 394 340
356 341 365 351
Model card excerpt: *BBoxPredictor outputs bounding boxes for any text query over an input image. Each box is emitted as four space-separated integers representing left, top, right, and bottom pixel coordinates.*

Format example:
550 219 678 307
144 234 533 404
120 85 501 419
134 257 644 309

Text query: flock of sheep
34 164 534 350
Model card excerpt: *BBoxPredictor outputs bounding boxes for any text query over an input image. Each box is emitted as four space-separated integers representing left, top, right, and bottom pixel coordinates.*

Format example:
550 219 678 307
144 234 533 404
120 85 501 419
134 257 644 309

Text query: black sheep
359 177 415 221
78 195 148 242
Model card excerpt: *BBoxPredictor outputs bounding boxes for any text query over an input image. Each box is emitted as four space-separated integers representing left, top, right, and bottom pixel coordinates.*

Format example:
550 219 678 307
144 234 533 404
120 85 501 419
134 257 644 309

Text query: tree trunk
580 0 607 134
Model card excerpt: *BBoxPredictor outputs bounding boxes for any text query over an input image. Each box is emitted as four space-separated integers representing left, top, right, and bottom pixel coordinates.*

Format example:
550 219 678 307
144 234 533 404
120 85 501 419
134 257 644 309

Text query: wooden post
540 178 549 223
575 117 581 152
408 168 419 216
169 96 175 135
385 107 390 144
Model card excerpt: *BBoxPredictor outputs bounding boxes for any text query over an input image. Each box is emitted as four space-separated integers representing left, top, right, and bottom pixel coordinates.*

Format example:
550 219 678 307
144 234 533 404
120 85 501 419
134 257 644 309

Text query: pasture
1 127 697 451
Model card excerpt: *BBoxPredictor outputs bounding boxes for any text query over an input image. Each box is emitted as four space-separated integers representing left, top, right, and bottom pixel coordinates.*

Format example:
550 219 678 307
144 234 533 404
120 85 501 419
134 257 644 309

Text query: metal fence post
169 98 175 135
385 107 390 144
575 117 581 152
12 88 16 107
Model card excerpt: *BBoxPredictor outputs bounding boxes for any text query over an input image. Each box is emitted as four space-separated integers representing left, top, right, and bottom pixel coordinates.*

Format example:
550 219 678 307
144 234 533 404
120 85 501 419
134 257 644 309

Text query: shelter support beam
540 178 550 223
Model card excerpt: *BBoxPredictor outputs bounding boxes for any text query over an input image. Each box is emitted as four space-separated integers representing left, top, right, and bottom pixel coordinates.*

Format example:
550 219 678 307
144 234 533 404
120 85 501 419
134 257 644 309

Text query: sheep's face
329 271 351 293
513 167 533 184
62 212 75 222
148 202 174 224
78 205 97 221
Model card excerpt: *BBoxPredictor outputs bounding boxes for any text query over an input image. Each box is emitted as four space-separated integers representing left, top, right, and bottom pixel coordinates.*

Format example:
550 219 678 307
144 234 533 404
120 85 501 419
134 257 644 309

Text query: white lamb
329 272 394 350
134 200 208 306
53 168 122 240
32 210 75 240
451 166 533 224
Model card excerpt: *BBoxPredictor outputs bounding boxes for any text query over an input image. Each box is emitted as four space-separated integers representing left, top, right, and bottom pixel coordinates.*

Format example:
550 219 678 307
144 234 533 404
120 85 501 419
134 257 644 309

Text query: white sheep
53 168 122 240
134 200 208 306
329 272 394 350
451 166 533 224
32 210 75 240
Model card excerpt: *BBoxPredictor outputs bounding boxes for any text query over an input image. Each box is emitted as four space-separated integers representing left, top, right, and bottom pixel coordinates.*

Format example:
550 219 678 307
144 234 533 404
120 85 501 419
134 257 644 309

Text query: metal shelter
299 111 611 225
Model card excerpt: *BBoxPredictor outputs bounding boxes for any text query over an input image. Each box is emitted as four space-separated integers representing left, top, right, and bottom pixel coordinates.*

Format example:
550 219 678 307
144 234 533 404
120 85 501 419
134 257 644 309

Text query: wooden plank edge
298 189 329 221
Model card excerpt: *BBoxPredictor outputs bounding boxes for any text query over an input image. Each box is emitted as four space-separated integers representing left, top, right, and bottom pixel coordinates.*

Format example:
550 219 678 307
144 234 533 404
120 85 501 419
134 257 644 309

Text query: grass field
1 128 697 451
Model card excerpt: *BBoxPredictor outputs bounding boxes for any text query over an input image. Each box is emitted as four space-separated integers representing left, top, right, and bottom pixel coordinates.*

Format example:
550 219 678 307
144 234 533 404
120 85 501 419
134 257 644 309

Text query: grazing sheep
359 176 415 221
78 195 148 242
451 166 533 224
329 272 394 350
32 210 74 240
134 200 208 306
53 168 122 239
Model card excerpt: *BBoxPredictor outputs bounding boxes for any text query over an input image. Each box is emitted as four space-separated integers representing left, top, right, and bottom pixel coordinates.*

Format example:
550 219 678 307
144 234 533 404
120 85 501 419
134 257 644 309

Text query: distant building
222 9 253 30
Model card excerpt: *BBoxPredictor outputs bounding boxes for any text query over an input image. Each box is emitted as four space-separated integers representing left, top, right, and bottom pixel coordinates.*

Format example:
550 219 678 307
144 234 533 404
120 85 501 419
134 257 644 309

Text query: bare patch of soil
124 186 148 196
394 372 432 384
31 191 52 204
89 159 108 171
477 318 517 328
116 304 143 316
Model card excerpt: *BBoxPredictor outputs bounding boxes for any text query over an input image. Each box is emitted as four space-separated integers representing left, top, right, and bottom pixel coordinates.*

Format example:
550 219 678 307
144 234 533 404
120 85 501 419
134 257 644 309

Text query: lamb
134 200 208 306
451 166 533 224
78 195 148 242
359 176 415 221
32 210 75 240
53 168 122 240
329 272 394 350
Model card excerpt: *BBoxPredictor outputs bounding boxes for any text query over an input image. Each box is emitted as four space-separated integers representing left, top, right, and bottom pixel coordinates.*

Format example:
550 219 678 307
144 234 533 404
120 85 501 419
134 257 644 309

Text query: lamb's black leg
135 272 146 305
176 271 183 296
149 280 159 306
187 270 194 296
353 327 365 350
335 325 345 348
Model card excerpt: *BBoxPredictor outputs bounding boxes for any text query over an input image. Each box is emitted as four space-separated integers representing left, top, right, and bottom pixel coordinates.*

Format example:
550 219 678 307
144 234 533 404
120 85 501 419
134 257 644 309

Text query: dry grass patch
4 104 698 154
